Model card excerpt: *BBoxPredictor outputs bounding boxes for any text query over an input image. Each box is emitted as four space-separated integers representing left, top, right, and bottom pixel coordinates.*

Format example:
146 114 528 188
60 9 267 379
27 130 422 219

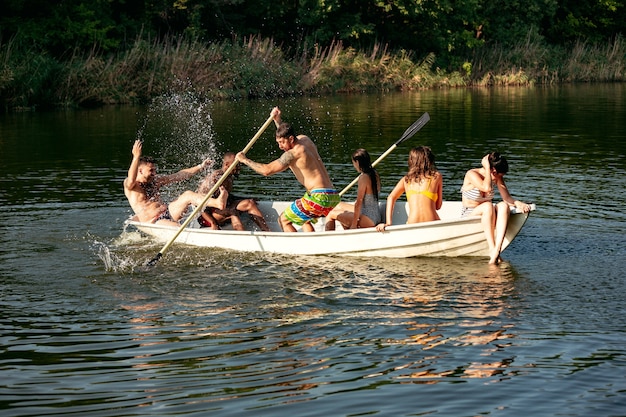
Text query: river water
1 85 625 416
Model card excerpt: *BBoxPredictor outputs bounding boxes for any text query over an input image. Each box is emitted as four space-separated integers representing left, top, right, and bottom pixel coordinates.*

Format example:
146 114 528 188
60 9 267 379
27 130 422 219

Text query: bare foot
217 186 228 210
488 249 500 264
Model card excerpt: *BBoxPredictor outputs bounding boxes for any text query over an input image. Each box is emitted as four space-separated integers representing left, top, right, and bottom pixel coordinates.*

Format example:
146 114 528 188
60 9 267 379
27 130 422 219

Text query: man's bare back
280 134 333 191
235 107 333 193
235 107 338 232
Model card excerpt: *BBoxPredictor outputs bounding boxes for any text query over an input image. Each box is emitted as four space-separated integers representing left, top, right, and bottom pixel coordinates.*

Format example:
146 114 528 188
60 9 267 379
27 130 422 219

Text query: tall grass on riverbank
1 33 624 110
300 41 466 92
469 32 625 85
59 35 300 106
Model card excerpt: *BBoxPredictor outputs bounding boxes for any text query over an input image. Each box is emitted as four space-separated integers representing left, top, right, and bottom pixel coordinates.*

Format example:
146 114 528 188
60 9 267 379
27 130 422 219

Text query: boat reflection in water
245 254 530 385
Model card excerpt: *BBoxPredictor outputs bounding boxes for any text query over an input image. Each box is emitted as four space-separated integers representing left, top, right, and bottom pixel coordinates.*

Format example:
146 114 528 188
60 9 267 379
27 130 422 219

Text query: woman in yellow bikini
376 146 442 232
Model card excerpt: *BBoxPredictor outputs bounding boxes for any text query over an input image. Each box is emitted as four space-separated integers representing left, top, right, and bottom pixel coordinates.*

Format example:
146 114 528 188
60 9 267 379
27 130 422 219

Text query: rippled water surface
1 85 625 416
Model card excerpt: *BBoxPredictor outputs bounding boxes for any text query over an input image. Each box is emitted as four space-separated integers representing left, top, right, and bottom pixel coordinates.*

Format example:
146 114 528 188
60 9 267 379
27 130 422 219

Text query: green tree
546 0 625 44
477 0 558 46
1 0 120 55
2 0 624 69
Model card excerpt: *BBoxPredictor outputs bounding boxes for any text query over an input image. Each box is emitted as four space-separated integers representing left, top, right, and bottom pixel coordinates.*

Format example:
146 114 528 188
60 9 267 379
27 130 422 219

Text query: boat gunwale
124 203 535 237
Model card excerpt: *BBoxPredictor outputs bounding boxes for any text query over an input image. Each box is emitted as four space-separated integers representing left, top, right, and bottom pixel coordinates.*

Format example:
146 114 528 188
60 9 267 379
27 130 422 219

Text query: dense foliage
0 0 624 109
2 0 623 62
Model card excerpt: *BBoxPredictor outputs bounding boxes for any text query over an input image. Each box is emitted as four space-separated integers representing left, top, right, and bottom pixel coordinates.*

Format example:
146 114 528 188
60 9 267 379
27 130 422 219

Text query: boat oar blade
339 112 430 196
395 112 430 146
145 113 275 266
147 252 162 267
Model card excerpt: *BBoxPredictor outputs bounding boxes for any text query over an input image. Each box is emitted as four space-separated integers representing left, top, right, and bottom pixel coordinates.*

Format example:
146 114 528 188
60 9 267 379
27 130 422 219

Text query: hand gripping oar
147 114 275 266
338 112 430 196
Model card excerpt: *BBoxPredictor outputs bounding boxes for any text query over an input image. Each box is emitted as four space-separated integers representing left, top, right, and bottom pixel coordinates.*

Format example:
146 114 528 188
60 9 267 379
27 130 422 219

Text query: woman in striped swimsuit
461 152 532 264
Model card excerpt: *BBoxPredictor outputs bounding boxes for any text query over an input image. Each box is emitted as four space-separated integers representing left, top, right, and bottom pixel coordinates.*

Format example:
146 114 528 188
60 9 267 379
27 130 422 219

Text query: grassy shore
1 33 624 110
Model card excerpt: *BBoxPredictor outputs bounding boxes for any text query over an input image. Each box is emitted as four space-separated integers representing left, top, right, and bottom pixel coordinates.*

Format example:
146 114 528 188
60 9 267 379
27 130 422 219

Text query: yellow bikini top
406 179 438 202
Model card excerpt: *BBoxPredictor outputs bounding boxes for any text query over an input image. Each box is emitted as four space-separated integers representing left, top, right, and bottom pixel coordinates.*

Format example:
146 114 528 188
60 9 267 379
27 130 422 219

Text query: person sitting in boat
376 146 443 231
123 139 228 227
196 152 270 231
460 151 532 264
236 106 339 232
325 148 381 231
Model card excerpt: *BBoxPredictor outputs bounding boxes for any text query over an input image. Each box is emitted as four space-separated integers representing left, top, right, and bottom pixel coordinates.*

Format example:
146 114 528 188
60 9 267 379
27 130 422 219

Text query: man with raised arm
124 139 228 227
236 107 339 232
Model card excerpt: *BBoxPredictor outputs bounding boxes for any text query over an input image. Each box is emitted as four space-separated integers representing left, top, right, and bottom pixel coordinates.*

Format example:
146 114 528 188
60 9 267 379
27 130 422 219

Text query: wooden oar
338 112 430 196
147 114 275 266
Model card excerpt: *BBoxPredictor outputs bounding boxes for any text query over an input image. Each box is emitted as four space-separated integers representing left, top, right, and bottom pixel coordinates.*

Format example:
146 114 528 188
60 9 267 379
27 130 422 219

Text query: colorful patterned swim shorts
283 188 340 226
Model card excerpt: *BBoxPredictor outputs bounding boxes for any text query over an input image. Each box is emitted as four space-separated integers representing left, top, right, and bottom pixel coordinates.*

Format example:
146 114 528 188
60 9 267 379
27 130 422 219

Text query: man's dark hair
276 122 296 139
139 156 156 165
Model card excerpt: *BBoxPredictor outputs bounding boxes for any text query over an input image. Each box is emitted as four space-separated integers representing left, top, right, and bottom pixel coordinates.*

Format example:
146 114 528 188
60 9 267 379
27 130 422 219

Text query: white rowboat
126 201 535 258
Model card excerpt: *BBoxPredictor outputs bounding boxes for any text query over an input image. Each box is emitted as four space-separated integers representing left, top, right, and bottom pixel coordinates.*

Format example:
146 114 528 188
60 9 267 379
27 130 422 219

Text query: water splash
136 84 220 199
90 222 153 273
139 90 217 164
92 238 137 273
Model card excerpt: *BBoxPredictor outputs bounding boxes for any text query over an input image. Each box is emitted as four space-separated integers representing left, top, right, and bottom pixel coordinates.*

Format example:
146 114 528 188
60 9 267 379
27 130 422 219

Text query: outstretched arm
159 158 211 186
496 179 532 213
124 139 142 190
376 178 404 231
236 151 292 176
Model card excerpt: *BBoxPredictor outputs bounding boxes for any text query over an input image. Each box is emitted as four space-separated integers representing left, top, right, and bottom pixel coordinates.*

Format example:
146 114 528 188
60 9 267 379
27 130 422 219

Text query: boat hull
125 201 534 258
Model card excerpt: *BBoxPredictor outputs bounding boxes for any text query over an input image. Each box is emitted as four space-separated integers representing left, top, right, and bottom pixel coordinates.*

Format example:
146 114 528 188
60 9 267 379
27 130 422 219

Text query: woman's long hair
352 148 379 199
405 146 437 183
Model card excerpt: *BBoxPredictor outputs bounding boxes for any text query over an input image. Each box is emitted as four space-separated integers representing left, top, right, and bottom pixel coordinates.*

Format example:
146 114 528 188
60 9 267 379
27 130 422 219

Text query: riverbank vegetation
1 0 624 110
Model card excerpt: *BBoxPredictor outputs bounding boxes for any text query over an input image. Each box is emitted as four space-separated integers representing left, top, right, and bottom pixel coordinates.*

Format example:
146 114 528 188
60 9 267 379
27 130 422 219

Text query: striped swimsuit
460 187 494 217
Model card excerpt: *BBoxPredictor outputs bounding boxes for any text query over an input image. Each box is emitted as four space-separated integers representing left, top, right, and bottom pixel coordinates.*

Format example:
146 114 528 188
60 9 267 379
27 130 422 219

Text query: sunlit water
1 85 625 416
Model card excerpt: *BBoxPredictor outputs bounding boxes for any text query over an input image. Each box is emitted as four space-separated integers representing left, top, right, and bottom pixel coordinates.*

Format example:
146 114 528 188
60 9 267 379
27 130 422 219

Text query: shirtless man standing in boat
236 107 339 232
124 139 228 227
